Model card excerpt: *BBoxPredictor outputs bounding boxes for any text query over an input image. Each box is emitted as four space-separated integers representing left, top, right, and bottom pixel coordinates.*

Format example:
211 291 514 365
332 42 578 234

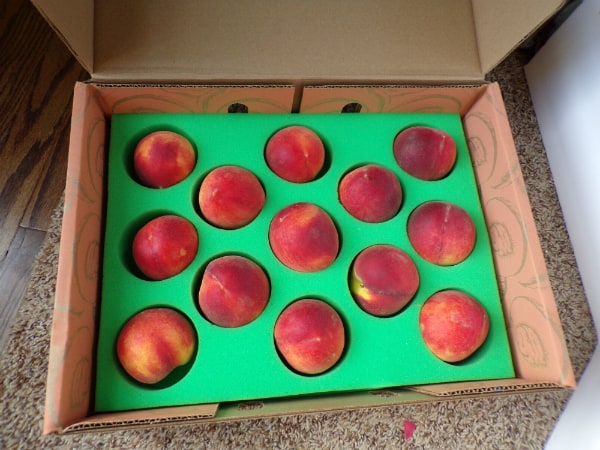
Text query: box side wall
462 82 575 387
95 85 295 115
63 389 436 433
43 82 106 434
63 404 219 433
63 380 568 433
299 85 488 115
208 389 435 421
196 382 568 422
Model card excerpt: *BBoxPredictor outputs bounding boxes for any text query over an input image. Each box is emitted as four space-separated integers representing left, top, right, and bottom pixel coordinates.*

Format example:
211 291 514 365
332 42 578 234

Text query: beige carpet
0 51 596 449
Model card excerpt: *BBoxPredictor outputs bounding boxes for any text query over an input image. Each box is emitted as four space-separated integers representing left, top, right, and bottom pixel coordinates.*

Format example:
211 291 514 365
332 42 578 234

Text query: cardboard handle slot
341 102 362 113
228 103 249 113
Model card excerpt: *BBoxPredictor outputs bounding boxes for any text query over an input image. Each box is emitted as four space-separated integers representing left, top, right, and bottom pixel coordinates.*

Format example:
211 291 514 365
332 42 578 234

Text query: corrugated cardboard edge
62 404 218 434
463 83 575 388
408 378 566 397
43 83 104 435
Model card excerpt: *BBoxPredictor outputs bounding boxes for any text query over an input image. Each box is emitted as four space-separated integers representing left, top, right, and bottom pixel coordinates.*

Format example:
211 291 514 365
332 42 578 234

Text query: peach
269 202 339 272
198 255 270 328
274 299 345 375
419 290 489 363
407 201 476 266
198 165 265 229
393 126 456 180
349 244 419 317
338 164 403 223
265 125 325 183
116 308 197 384
133 130 196 188
132 215 198 280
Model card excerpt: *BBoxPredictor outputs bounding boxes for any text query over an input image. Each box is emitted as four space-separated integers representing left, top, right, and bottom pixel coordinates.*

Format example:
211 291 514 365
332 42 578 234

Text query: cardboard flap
473 0 566 74
31 0 93 73
33 0 565 83
93 0 481 83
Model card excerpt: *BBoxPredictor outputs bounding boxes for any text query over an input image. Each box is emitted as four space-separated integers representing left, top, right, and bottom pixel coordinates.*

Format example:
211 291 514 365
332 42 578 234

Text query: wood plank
0 0 86 261
18 34 86 231
0 226 46 350
0 0 86 349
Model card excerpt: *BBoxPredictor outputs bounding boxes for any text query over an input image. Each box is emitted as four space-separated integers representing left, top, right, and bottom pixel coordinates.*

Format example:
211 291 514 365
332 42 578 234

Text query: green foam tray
95 113 514 412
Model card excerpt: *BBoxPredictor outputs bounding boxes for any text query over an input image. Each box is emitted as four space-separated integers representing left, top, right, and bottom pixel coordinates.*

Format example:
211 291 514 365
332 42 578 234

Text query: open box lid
32 0 564 84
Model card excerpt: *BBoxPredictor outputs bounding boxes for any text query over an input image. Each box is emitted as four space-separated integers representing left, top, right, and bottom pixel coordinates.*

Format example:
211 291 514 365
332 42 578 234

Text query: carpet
0 50 596 449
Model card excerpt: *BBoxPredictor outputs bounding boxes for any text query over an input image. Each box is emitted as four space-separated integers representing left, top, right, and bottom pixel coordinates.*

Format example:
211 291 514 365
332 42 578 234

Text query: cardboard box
34 0 575 434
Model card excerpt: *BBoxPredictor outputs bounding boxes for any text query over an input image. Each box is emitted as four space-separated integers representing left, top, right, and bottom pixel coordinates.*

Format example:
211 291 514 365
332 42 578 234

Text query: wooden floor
0 0 86 351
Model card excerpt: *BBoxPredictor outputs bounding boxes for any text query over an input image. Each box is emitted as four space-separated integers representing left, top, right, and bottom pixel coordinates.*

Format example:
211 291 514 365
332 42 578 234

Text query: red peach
274 299 345 375
132 215 198 280
198 255 270 328
269 203 339 272
116 308 197 384
265 125 325 183
349 244 419 317
393 126 456 180
419 290 490 363
338 164 403 223
134 130 196 188
407 201 476 266
198 165 266 229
